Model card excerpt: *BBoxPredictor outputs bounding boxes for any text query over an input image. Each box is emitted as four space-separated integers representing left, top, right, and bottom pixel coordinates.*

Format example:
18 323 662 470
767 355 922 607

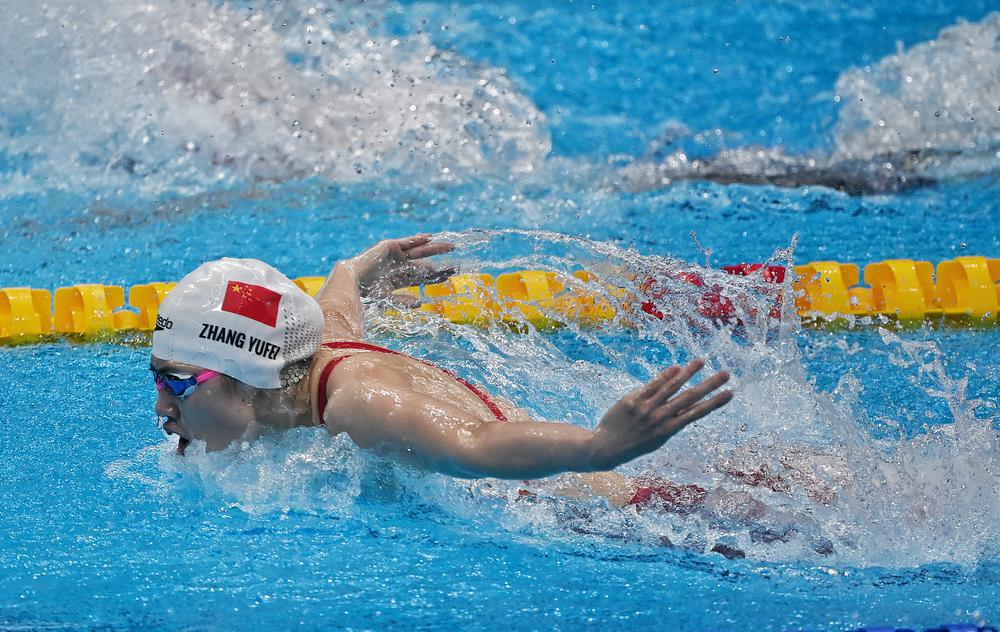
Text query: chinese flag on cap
221 281 281 327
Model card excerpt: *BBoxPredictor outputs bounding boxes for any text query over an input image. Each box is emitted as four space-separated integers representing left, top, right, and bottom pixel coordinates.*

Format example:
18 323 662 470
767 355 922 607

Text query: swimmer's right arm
315 234 454 340
326 359 732 479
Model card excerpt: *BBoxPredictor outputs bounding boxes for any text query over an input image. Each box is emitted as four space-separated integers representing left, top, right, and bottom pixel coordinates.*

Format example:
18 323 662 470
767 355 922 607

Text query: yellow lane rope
1 256 997 344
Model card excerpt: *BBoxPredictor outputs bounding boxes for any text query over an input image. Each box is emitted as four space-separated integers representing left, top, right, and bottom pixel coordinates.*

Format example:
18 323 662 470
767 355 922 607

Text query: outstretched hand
353 234 456 299
586 359 732 471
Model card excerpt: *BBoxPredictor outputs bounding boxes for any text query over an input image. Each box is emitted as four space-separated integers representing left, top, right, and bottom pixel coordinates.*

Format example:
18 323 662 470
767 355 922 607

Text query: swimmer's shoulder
311 339 418 376
309 339 412 425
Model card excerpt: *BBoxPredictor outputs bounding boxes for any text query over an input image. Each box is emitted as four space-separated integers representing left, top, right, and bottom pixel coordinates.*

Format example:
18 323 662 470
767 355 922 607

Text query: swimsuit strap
314 341 507 425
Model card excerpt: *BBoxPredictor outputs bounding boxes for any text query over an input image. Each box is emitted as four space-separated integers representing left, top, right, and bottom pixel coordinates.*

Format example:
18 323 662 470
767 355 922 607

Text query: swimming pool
1 1 998 630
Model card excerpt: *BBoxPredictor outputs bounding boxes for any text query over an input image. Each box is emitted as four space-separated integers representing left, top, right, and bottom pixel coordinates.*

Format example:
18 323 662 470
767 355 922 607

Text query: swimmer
617 144 946 195
151 234 732 479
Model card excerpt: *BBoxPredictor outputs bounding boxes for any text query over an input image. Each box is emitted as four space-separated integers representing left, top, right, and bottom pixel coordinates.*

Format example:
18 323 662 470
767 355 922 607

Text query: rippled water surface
1 1 998 630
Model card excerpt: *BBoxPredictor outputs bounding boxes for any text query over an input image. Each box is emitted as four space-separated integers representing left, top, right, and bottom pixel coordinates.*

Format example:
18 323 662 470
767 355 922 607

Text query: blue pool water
1 1 998 630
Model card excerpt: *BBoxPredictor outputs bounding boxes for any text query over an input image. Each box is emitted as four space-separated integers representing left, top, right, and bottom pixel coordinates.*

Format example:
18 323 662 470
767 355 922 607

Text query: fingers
397 234 433 249
417 264 457 285
387 294 421 309
394 234 455 260
642 358 705 408
654 369 730 416
590 362 732 469
635 365 681 399
661 389 733 435
406 241 455 259
381 263 456 290
636 359 732 437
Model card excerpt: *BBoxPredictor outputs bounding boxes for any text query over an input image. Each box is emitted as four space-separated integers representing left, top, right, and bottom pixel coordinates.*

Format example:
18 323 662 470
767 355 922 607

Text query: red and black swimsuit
313 341 508 425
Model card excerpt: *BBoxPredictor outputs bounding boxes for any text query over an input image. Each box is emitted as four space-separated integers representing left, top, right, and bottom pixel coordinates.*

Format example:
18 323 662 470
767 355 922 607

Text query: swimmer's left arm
327 359 732 479
328 376 597 479
456 359 733 477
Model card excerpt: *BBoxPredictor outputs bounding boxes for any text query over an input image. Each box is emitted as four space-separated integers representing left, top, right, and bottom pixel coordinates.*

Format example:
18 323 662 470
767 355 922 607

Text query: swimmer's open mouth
162 419 191 456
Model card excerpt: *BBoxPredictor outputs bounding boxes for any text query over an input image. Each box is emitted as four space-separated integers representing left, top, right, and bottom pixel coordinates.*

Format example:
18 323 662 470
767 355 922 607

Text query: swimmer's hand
351 234 456 299
319 234 455 340
586 359 732 471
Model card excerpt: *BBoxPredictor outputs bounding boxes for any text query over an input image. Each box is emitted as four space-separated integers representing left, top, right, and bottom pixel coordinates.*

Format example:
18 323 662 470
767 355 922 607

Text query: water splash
833 12 1000 166
4 2 995 200
0 0 549 198
620 12 1000 193
373 231 998 566
107 427 367 516
834 330 999 566
113 230 996 566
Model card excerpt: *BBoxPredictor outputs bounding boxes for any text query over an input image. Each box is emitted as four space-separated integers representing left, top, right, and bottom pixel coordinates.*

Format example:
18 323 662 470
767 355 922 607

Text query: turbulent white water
114 230 998 567
833 12 1000 164
1 1 549 196
621 12 1000 192
3 3 998 197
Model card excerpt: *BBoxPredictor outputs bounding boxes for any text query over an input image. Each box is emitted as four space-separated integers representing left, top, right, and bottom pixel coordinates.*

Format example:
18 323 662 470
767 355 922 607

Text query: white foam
832 12 1000 164
369 230 999 566
140 427 366 516
622 13 1000 192
0 1 550 197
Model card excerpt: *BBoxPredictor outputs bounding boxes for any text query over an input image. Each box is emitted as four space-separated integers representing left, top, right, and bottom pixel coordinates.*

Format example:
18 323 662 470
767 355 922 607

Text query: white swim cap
152 258 324 389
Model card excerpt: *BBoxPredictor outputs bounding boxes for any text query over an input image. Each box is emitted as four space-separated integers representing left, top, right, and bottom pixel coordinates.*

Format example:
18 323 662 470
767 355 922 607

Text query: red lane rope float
1 257 998 345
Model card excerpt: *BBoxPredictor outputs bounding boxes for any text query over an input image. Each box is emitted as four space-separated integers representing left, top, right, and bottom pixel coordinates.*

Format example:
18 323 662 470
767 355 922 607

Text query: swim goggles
151 366 220 400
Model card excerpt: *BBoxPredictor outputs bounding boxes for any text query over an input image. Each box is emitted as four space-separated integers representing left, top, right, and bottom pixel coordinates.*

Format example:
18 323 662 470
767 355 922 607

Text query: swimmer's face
151 355 257 455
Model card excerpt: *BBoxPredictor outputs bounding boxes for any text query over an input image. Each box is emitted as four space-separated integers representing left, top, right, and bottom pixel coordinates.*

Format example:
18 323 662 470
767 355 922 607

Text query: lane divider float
1 256 998 345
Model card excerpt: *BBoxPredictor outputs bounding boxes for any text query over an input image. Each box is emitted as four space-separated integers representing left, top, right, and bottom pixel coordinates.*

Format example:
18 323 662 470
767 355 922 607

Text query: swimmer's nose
155 389 179 420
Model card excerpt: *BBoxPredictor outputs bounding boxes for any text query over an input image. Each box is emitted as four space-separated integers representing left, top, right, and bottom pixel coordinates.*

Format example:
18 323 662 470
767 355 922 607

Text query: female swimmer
151 235 732 479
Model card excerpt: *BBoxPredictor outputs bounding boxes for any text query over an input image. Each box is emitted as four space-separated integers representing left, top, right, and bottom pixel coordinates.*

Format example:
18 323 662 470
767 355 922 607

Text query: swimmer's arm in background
325 359 732 479
314 234 455 340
